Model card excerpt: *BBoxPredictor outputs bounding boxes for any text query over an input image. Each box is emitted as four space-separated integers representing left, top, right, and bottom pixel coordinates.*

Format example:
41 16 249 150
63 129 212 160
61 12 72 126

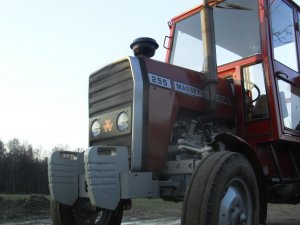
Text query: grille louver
89 60 133 117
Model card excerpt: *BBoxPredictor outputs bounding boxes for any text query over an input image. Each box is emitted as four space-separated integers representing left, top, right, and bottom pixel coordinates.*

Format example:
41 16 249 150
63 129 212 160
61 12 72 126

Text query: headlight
117 112 129 132
91 119 101 137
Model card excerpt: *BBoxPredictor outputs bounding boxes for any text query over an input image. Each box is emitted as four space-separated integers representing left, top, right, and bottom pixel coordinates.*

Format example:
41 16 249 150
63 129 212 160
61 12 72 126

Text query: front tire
51 198 123 225
182 151 259 225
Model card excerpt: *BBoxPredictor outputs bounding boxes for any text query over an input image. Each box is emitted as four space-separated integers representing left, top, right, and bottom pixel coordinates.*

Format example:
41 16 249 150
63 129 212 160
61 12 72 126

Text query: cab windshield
170 0 261 71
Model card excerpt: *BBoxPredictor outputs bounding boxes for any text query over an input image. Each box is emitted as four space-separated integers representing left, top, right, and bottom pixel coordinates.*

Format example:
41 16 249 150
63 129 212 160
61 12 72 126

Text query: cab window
243 63 269 120
170 0 261 71
270 0 299 72
278 79 300 131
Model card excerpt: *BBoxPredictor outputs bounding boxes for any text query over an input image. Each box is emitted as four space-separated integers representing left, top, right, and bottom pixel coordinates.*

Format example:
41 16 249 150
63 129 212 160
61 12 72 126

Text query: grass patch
0 194 31 201
132 198 182 210
0 194 49 201
0 194 181 211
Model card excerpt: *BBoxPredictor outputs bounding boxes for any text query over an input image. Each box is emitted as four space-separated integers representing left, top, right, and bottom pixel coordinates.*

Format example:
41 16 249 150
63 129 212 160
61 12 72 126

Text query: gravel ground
0 195 299 225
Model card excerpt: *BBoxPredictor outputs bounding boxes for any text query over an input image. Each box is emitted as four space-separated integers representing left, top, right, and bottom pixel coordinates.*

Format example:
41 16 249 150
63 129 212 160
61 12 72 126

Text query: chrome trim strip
127 56 144 171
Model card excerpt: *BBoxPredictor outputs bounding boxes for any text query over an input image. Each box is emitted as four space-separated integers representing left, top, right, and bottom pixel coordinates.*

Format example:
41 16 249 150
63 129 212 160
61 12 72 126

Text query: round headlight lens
117 112 129 132
91 119 101 137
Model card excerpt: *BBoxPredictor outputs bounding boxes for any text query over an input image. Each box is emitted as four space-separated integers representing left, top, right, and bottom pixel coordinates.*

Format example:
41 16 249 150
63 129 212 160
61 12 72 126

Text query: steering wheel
244 80 261 103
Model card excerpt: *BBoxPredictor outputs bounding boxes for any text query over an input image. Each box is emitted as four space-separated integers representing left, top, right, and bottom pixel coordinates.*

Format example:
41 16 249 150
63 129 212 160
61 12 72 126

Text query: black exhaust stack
201 0 218 111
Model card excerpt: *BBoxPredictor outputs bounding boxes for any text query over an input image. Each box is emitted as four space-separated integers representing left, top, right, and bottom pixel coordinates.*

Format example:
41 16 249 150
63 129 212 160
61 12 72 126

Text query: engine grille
89 59 133 118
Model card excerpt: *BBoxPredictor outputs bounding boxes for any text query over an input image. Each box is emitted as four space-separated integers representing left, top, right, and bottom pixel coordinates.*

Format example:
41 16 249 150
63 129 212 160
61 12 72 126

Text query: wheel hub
219 179 252 225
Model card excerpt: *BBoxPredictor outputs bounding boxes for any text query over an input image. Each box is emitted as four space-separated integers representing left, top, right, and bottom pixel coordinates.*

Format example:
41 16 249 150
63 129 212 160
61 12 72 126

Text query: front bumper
48 146 158 210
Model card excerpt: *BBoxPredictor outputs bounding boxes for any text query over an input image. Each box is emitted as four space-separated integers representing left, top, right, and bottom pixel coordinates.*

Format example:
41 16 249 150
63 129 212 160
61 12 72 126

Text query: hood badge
103 119 113 132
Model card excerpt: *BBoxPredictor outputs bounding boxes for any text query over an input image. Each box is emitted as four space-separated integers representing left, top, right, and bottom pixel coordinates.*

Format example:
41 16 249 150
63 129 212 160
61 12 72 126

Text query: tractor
48 0 300 224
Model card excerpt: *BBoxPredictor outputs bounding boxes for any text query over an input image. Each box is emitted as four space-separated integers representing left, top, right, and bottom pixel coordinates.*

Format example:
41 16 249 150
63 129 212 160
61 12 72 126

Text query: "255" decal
148 73 171 89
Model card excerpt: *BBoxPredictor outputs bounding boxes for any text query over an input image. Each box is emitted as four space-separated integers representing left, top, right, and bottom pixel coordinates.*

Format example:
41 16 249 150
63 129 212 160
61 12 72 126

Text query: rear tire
51 198 123 225
181 151 259 225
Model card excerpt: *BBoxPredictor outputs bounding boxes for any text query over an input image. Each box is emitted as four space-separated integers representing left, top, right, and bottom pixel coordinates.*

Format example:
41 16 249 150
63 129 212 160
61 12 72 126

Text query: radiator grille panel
89 60 133 117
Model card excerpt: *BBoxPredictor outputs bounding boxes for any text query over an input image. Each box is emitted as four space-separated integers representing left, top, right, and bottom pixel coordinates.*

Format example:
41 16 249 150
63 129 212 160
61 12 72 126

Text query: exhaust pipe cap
130 37 159 58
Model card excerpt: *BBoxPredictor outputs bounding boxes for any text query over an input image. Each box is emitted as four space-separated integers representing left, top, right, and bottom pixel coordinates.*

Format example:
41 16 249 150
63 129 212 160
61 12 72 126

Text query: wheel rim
72 199 113 225
219 178 252 225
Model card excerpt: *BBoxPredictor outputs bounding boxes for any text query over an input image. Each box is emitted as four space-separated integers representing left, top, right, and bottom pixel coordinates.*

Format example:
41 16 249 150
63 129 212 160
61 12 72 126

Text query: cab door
269 0 300 139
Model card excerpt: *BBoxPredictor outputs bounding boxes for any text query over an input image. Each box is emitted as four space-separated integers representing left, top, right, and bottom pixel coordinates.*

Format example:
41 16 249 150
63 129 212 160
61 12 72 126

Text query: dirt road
0 196 299 225
122 203 300 225
3 204 300 225
267 204 300 225
1 209 300 225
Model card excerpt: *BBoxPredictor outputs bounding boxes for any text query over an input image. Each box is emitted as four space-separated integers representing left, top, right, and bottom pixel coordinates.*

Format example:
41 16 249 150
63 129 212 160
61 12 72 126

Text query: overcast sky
1 0 299 156
0 1 201 155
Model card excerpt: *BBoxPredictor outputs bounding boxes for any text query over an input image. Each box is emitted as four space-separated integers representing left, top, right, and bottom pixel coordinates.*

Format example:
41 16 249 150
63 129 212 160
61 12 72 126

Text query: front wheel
182 152 259 225
51 198 123 225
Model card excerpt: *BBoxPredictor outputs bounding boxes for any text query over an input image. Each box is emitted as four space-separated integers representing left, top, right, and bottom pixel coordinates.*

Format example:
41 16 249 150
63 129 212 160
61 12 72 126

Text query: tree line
0 138 81 194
